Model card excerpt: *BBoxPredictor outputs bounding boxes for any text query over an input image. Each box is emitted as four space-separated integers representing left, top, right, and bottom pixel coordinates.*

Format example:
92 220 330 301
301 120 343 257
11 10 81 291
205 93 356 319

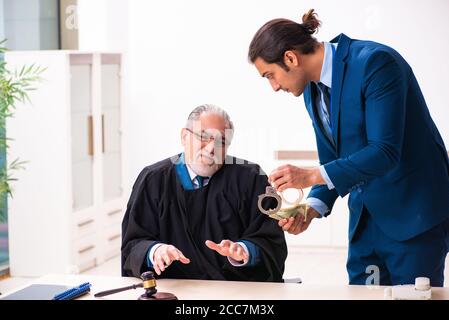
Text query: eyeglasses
186 128 230 147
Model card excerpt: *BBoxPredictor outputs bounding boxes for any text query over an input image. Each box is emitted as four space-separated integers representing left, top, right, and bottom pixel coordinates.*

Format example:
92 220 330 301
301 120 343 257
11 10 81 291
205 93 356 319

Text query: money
268 203 308 221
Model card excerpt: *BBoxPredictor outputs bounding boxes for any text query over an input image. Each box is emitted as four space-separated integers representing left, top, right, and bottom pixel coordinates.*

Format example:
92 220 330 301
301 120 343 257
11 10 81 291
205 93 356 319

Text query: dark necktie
318 82 331 118
196 176 204 188
316 82 334 146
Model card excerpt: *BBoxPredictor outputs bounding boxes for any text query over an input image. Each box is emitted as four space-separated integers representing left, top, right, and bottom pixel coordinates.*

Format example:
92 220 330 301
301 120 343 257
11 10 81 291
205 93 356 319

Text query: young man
248 9 449 286
121 104 287 282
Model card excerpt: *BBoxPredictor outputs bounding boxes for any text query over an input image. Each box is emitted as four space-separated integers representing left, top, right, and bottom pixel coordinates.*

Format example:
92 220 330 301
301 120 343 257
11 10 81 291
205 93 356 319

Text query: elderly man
121 104 287 282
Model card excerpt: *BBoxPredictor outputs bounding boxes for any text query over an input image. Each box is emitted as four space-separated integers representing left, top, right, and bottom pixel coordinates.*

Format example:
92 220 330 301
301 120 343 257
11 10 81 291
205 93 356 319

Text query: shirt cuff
319 165 335 190
227 242 250 267
306 197 330 218
147 242 165 268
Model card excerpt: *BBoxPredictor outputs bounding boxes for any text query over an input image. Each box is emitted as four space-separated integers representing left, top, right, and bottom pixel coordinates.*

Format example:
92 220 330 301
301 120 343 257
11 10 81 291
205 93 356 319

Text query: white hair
185 104 234 133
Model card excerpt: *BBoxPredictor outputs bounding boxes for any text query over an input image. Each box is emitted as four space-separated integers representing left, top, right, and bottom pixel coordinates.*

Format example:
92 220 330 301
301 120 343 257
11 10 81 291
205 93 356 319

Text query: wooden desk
2 274 449 300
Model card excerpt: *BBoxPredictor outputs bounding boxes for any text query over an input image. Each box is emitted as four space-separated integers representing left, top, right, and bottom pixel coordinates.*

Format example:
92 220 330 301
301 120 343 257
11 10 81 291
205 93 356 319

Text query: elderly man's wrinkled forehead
191 113 228 133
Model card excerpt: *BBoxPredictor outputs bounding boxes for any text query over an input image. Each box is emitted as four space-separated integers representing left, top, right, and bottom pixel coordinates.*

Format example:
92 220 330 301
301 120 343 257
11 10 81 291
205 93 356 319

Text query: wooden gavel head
94 270 176 300
140 271 157 298
138 271 178 300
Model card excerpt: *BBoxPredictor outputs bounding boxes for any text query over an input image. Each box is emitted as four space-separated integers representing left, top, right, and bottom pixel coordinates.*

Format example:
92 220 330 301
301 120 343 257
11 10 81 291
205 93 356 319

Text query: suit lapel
304 83 335 151
330 33 351 154
304 84 318 126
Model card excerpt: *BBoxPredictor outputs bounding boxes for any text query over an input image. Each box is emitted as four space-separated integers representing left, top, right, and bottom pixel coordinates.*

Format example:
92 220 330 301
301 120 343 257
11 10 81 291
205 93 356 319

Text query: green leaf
0 40 44 221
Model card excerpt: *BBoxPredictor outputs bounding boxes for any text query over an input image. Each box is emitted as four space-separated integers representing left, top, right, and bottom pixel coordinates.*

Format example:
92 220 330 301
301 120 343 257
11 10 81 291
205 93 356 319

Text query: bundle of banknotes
268 203 308 221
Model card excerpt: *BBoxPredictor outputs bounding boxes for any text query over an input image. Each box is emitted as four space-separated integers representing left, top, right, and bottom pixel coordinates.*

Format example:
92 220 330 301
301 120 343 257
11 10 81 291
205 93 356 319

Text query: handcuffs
257 186 307 221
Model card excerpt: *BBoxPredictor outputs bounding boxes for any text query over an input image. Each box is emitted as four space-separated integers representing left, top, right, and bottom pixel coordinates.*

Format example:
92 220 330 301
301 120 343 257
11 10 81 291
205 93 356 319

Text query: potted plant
0 39 44 273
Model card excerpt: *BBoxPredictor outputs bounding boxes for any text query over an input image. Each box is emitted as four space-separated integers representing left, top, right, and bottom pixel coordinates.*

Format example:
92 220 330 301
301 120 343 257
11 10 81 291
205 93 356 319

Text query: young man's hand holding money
278 207 320 235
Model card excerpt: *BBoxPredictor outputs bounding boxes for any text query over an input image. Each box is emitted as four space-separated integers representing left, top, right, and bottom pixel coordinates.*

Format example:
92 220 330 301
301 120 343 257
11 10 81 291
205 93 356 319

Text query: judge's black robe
121 155 287 282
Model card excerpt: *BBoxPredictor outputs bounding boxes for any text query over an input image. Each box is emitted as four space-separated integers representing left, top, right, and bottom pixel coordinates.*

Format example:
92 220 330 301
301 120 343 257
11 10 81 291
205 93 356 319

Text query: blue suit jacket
305 34 449 241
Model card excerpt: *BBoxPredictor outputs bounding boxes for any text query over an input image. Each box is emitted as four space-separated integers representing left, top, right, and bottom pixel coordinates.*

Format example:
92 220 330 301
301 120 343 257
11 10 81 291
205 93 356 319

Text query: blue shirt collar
184 156 198 181
318 42 336 89
175 153 194 190
180 153 210 180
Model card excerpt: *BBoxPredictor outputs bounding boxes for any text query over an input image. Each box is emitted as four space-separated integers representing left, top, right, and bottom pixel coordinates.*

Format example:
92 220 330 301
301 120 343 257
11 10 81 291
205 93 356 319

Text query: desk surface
2 274 449 300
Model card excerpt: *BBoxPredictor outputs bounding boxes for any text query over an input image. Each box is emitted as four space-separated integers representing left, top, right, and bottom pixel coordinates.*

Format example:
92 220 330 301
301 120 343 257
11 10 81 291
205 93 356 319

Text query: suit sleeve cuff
147 242 164 268
306 197 330 218
319 165 335 190
227 241 250 267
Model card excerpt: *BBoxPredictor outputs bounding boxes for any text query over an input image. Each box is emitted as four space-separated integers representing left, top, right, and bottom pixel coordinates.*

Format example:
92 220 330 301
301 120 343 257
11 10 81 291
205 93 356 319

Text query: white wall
76 0 449 246
78 0 129 52
78 0 449 187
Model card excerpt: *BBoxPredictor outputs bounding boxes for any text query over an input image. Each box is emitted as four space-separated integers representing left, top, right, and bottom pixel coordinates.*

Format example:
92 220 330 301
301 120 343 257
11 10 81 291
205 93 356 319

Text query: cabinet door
101 54 122 201
70 55 94 211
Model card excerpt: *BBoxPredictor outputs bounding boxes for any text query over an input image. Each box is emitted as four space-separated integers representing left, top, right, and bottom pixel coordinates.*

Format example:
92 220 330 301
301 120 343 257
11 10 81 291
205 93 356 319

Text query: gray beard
189 161 221 177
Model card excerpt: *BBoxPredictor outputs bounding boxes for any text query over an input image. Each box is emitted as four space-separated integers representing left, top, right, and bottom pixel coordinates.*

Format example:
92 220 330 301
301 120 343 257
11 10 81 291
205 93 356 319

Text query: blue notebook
1 283 91 300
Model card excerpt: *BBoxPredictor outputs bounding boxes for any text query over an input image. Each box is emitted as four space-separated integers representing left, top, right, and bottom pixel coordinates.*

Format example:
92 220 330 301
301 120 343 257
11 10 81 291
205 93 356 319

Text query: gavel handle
94 282 143 297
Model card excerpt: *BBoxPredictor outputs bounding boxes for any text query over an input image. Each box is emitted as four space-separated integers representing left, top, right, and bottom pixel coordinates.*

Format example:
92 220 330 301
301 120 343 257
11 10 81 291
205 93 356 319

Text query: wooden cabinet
5 51 125 276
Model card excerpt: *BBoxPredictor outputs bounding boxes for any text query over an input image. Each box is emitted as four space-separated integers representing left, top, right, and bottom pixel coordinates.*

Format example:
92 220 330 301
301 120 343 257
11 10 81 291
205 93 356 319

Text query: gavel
94 271 177 300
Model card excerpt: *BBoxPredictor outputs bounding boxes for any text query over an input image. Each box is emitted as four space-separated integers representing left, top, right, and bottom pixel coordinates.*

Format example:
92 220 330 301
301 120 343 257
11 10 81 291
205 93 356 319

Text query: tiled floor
1 246 449 295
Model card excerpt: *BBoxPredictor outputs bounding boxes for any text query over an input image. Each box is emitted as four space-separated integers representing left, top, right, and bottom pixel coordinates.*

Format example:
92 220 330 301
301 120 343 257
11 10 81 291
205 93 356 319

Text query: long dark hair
248 9 321 70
